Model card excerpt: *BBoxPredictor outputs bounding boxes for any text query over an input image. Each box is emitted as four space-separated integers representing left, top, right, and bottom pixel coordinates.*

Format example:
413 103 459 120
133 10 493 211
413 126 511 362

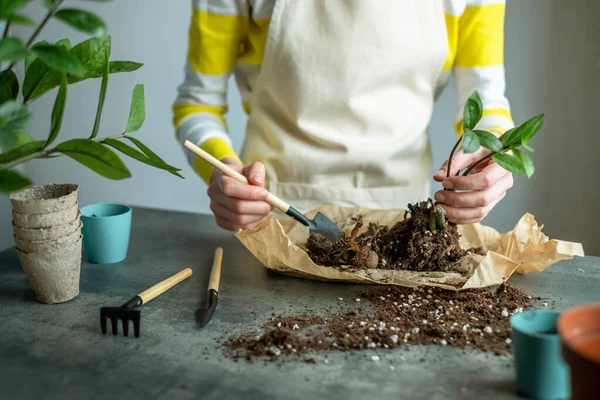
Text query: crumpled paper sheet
235 205 584 291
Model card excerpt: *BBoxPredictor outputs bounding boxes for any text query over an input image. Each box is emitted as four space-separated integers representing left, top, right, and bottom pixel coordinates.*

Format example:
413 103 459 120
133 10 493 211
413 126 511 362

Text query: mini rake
100 268 193 338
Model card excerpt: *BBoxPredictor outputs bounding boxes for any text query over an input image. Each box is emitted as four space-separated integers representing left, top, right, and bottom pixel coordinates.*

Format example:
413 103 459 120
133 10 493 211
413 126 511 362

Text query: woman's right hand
207 158 273 231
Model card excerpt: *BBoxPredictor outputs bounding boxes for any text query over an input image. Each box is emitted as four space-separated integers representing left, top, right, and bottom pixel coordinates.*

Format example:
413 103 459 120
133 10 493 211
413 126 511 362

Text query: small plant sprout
432 90 545 231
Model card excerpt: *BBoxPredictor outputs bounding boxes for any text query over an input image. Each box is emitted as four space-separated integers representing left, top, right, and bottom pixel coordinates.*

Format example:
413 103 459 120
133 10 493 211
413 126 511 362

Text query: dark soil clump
306 200 484 272
225 284 538 362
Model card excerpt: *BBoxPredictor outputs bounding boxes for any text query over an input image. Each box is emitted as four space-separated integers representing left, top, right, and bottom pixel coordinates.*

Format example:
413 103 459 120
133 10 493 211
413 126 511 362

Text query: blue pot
80 204 132 264
511 310 570 400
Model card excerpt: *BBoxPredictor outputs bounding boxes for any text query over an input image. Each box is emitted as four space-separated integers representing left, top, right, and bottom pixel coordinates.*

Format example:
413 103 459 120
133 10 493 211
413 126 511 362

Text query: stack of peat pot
10 184 82 304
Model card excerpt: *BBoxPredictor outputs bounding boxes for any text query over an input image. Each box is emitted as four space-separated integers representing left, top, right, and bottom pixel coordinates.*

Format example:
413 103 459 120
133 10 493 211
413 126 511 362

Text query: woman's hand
433 148 513 224
207 157 273 231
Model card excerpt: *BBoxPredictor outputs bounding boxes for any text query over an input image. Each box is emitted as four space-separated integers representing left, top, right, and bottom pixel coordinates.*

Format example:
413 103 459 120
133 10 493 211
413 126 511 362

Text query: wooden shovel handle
208 247 223 292
183 140 290 213
138 268 193 305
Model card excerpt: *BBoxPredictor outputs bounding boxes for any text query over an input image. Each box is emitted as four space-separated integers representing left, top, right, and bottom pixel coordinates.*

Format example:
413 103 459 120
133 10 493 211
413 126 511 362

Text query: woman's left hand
432 147 513 224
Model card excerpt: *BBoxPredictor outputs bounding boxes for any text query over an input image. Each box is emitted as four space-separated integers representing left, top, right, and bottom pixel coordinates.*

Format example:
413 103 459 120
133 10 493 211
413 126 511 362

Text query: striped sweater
174 0 514 183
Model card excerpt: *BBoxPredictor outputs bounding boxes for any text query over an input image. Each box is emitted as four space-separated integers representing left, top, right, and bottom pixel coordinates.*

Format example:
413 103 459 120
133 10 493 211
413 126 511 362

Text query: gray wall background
1 0 599 255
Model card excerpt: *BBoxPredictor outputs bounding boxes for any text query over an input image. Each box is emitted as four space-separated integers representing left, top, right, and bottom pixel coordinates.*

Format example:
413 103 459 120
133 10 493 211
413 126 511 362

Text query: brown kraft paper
235 205 584 291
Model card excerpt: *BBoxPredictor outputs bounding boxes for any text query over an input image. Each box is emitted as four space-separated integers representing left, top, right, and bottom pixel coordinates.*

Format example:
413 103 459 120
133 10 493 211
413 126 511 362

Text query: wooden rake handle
183 140 291 213
208 247 223 292
138 268 193 305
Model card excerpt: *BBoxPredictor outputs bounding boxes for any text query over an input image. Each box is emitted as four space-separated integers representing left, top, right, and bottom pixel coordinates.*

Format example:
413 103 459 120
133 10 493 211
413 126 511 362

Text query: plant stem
2 22 10 38
462 152 495 176
0 133 127 170
7 0 63 71
446 135 463 179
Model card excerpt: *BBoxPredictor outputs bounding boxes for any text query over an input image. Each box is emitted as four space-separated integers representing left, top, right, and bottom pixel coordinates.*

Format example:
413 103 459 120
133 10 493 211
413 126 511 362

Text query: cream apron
241 0 447 213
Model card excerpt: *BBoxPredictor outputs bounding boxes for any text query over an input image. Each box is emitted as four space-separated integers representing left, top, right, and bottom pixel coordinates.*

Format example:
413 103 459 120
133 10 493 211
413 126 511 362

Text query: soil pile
306 200 484 272
225 284 537 362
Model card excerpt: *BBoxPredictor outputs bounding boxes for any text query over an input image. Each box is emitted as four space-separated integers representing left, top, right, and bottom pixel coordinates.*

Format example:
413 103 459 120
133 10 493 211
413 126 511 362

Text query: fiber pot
12 217 82 241
16 238 82 304
12 202 79 228
10 184 78 214
15 230 82 254
557 303 600 400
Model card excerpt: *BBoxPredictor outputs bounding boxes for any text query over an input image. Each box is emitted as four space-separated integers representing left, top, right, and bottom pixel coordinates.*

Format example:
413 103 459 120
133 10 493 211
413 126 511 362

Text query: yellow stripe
242 101 251 114
187 10 248 75
192 137 241 184
238 17 270 65
443 13 459 72
173 103 228 130
455 108 513 135
455 3 505 68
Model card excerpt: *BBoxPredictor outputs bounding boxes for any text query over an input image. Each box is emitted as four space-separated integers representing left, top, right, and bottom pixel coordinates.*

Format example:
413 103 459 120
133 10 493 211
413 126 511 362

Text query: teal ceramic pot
510 310 570 400
80 204 132 264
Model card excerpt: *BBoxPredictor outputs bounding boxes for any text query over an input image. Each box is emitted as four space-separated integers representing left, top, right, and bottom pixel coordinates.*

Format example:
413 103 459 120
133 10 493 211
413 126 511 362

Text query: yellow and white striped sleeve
173 0 248 184
451 0 514 136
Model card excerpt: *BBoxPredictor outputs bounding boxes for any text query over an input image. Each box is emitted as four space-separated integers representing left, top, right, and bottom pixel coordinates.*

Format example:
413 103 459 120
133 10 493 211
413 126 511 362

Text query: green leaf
67 35 111 84
463 91 483 131
492 153 526 175
0 101 31 142
501 114 545 148
45 74 67 147
25 40 48 72
0 140 44 164
32 44 85 77
126 136 181 171
461 129 480 154
522 143 535 152
56 38 72 50
512 148 534 178
0 131 34 153
520 114 545 145
0 169 31 193
109 61 143 74
54 8 107 37
125 84 145 132
0 69 18 103
90 44 109 138
103 138 183 178
23 37 109 101
473 130 503 153
0 36 29 62
55 139 131 180
0 0 29 18
7 14 36 26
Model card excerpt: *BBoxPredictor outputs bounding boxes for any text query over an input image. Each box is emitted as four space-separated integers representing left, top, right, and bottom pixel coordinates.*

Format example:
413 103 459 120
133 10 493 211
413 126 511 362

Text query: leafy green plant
0 0 182 193
431 90 544 231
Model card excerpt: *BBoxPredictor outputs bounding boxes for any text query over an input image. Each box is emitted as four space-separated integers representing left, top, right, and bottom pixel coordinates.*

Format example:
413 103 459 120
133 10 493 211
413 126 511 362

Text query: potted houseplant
0 0 183 303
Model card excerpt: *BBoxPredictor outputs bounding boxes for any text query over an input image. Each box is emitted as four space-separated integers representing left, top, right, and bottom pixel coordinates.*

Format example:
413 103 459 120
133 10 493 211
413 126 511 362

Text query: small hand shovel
100 268 193 338
196 247 223 327
184 140 341 243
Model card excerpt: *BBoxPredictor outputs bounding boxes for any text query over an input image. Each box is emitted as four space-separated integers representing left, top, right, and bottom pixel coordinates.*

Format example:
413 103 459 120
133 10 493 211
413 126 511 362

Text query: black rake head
101 307 142 338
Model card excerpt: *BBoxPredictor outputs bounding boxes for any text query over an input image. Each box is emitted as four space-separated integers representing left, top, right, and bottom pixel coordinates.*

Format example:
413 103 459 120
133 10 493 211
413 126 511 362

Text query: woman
173 0 514 231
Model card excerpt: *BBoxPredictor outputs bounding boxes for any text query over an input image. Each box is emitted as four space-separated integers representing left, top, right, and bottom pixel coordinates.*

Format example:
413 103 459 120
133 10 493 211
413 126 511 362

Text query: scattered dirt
306 200 484 272
225 284 539 362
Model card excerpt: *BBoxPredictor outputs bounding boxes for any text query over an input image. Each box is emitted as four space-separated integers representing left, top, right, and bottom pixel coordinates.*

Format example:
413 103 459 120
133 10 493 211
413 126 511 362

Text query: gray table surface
0 207 598 400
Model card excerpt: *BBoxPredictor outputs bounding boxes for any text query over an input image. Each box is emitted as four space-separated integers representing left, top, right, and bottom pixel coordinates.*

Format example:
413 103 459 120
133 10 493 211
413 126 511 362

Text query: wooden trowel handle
183 140 290 213
208 247 223 292
138 268 193 305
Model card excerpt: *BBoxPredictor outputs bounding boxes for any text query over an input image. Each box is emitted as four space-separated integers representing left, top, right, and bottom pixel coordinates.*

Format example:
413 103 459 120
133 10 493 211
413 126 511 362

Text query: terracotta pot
15 230 82 254
557 303 600 400
12 217 82 241
9 184 78 214
12 202 79 228
16 238 82 304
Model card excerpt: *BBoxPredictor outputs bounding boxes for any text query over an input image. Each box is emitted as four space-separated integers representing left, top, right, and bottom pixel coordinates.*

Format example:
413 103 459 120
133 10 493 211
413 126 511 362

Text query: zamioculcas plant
429 90 544 233
0 0 182 193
